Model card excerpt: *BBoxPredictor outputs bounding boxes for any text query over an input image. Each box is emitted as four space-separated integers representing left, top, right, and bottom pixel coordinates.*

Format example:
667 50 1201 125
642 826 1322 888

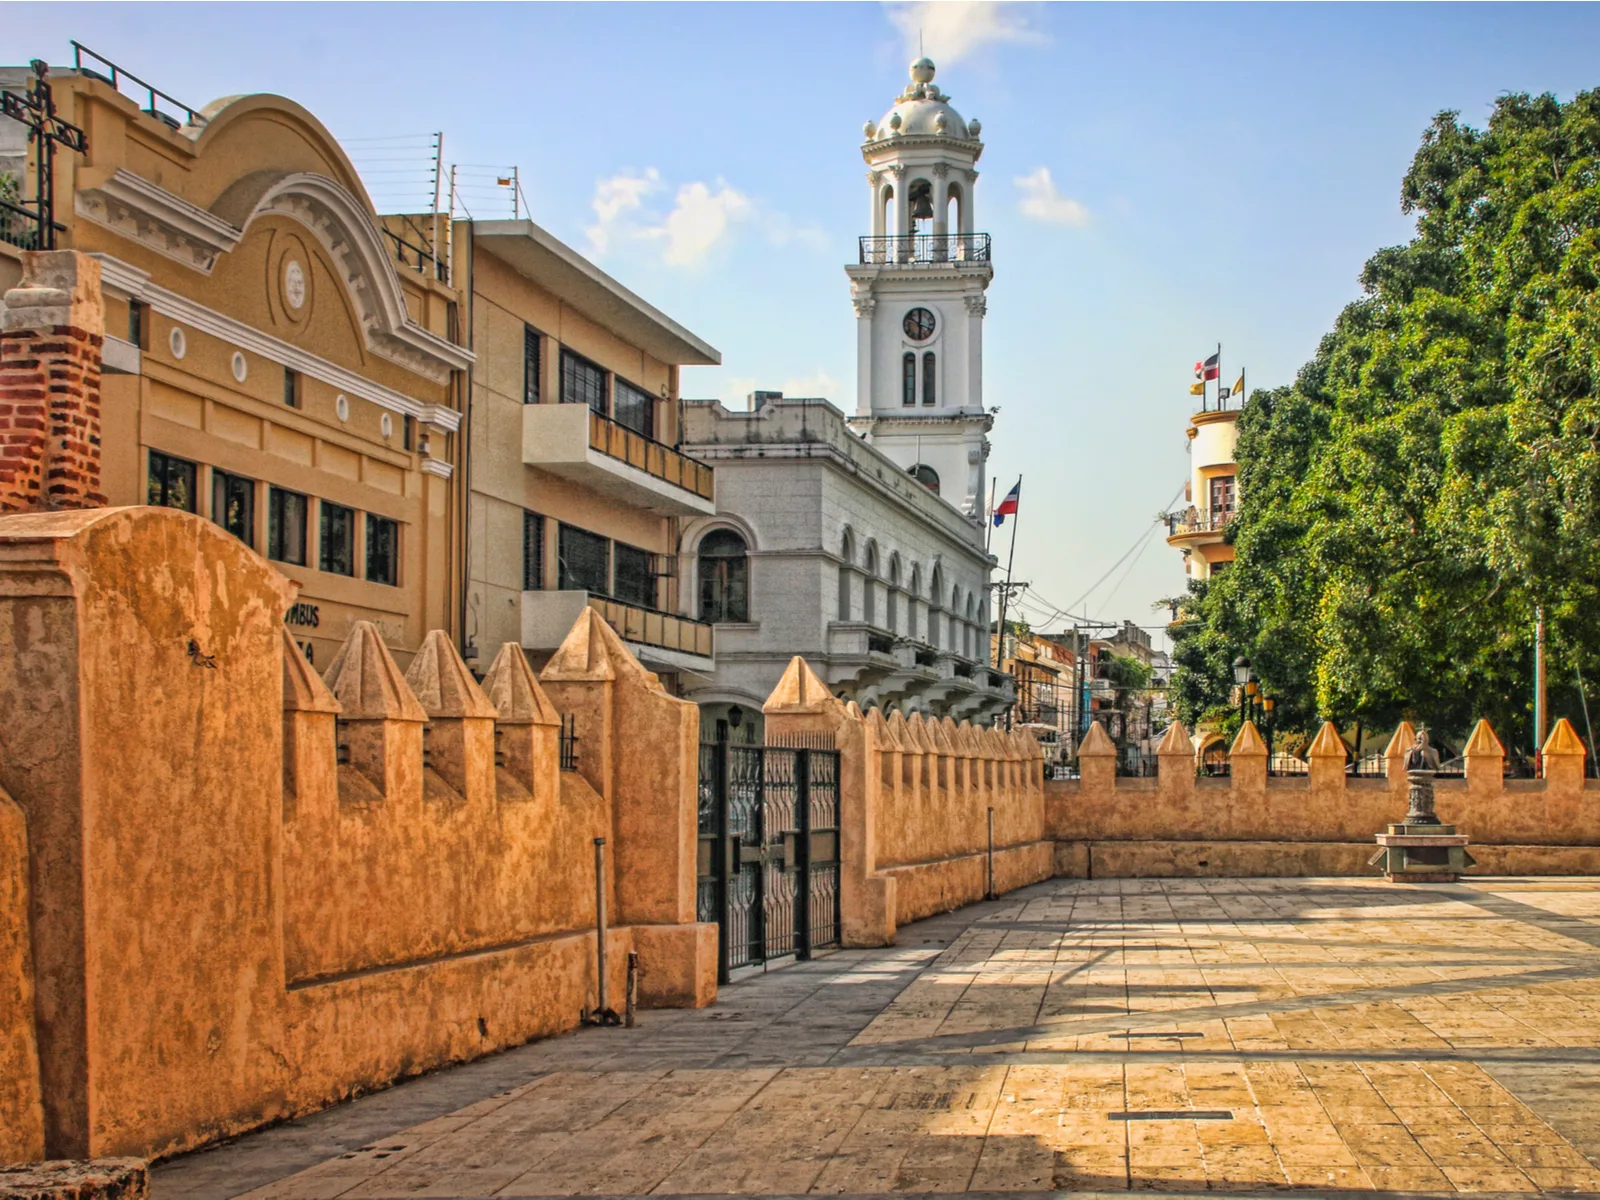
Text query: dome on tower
864 58 979 144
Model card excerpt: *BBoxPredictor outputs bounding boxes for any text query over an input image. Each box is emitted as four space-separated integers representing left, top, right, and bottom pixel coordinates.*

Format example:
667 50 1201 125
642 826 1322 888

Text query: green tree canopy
1172 90 1600 757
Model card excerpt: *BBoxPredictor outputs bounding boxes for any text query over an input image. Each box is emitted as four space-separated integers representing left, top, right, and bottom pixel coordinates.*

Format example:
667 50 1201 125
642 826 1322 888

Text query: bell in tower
846 58 996 523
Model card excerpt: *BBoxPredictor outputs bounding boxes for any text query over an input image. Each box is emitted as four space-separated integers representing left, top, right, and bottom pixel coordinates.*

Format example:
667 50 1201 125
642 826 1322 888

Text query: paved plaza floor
155 878 1600 1198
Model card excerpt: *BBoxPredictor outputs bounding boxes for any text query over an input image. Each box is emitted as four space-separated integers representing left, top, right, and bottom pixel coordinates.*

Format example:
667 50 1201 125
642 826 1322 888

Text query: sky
12 2 1600 648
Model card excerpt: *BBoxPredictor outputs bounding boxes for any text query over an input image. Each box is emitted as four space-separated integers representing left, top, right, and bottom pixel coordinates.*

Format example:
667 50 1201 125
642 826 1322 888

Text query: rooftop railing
858 232 991 266
588 409 714 501
1168 509 1235 537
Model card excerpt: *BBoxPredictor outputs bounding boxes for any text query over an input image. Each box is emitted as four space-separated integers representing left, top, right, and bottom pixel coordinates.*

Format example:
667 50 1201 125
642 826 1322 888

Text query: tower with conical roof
847 57 994 525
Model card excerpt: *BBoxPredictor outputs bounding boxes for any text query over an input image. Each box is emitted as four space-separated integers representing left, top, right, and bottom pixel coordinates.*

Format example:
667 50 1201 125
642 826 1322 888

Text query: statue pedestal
1370 823 1475 883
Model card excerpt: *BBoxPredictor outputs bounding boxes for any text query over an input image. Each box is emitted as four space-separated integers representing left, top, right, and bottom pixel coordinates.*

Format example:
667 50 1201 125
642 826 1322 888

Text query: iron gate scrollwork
696 737 841 979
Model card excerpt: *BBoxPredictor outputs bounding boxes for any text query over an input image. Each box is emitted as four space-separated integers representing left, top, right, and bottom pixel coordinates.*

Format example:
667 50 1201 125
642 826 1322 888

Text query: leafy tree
1173 90 1600 756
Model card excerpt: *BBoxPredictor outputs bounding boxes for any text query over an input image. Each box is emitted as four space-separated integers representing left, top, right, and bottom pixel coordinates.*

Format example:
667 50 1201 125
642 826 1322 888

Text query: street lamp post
1262 695 1275 756
1233 656 1252 727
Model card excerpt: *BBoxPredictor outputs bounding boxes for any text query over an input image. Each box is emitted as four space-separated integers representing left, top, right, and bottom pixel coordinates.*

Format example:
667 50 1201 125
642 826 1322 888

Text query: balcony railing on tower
858 233 992 266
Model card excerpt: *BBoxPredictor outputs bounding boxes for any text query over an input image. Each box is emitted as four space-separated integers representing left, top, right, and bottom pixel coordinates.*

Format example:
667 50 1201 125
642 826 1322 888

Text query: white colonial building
678 394 1008 740
675 58 1007 739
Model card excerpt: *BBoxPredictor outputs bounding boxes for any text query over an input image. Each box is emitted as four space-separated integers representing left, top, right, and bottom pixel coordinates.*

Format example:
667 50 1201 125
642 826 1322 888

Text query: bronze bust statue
1404 729 1440 774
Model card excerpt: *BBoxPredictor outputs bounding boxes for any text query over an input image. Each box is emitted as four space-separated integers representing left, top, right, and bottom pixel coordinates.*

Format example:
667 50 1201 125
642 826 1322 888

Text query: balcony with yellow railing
521 401 716 516
522 589 714 667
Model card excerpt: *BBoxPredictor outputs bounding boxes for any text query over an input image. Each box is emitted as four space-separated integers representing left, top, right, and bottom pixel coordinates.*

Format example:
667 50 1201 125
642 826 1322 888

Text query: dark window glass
283 367 300 408
366 514 399 586
523 510 545 590
268 488 308 566
147 450 197 512
558 523 609 594
922 351 936 406
613 378 654 438
613 542 656 608
912 464 940 494
211 469 255 547
403 414 415 451
902 351 916 406
523 326 541 404
319 502 355 576
699 530 749 623
560 349 607 414
127 299 146 348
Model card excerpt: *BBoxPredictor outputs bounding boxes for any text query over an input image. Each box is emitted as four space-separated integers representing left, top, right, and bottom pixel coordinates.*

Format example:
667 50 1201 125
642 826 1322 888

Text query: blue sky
14 2 1600 646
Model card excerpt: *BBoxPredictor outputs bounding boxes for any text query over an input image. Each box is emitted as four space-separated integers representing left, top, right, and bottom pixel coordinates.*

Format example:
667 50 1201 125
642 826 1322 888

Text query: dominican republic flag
993 479 1021 527
1194 352 1220 382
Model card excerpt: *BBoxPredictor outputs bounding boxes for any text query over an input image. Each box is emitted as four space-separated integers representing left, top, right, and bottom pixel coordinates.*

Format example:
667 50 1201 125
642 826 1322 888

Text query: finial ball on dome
910 56 936 84
863 120 877 138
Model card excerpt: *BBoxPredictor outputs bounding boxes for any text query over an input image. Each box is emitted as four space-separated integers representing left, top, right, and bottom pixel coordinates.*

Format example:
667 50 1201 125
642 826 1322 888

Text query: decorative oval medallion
335 393 350 422
380 412 394 439
169 326 187 359
231 351 248 383
283 260 307 311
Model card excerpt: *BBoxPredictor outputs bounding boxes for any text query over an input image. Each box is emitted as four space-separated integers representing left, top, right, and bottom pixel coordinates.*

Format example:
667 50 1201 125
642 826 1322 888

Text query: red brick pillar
0 251 106 512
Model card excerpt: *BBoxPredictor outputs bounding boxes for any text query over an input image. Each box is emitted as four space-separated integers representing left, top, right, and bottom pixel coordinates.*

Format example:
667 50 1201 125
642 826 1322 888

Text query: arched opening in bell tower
945 182 966 240
908 178 934 238
879 183 894 239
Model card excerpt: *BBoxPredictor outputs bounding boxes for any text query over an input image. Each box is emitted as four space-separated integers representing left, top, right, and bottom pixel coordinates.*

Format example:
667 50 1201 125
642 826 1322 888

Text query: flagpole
1216 342 1222 410
995 477 1022 719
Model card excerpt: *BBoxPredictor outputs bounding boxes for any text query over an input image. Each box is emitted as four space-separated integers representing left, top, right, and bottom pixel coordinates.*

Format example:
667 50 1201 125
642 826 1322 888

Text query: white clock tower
847 57 994 523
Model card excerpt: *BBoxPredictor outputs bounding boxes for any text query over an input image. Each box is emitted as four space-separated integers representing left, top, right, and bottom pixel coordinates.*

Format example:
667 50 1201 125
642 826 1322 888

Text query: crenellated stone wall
1049 717 1600 878
0 506 715 1165
763 657 1052 946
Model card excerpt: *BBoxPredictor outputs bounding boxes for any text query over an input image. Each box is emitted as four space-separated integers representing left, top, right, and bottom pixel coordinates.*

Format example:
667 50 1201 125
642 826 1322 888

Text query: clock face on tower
903 307 937 341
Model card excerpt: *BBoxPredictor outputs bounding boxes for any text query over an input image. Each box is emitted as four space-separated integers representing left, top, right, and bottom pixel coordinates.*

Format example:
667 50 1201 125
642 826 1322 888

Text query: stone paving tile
156 877 1600 1198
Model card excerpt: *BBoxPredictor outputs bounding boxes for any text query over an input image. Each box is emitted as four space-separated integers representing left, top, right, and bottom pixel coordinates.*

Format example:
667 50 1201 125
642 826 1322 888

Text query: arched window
965 595 978 659
887 554 901 633
697 529 749 623
930 566 944 649
837 530 854 620
908 564 921 640
910 464 939 495
902 352 916 407
863 541 879 626
922 351 936 406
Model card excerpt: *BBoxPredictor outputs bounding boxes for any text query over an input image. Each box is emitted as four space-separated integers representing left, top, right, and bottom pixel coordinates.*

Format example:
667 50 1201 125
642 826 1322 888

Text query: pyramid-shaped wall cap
1464 718 1505 758
1307 721 1349 761
928 718 954 753
1543 717 1588 758
845 699 864 719
763 655 839 714
1384 720 1418 759
1079 721 1117 758
481 642 562 727
884 708 909 749
323 621 427 723
1014 729 1042 760
1155 721 1191 755
955 722 982 755
405 630 499 720
540 606 623 684
1230 719 1267 757
283 625 341 715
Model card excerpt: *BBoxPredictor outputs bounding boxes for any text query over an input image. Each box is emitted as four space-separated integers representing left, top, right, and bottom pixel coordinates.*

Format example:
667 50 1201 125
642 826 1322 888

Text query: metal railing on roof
71 42 205 129
858 232 991 266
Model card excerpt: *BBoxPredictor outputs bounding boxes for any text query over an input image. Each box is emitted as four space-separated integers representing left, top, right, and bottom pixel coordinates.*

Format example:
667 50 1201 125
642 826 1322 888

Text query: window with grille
612 377 654 438
698 529 749 623
523 510 545 589
523 325 542 404
320 502 355 576
558 523 609 594
560 349 607 414
211 469 255 547
147 450 196 512
366 514 399 586
268 487 308 566
902 351 916 406
613 542 656 608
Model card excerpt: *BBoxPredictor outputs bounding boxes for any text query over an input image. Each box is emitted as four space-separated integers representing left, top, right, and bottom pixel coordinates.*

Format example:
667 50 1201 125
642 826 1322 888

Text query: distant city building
1166 399 1240 580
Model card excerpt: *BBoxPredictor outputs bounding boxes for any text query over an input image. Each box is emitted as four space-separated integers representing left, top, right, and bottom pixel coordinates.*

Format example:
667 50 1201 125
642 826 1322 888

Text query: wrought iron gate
696 738 841 979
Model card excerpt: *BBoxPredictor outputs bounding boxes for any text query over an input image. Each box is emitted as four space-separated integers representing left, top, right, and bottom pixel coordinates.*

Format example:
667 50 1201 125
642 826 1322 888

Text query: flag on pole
1194 352 1220 382
1230 372 1245 398
993 479 1021 527
1189 381 1206 396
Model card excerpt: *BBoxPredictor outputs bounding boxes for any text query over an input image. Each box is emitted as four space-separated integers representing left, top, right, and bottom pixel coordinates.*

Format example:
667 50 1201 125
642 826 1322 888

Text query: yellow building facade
453 219 720 690
0 67 472 667
1166 407 1239 580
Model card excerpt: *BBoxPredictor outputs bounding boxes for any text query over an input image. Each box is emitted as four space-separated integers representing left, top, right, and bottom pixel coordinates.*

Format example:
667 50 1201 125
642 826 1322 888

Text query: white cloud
656 181 751 267
886 1 1047 69
1015 167 1089 226
585 168 661 257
